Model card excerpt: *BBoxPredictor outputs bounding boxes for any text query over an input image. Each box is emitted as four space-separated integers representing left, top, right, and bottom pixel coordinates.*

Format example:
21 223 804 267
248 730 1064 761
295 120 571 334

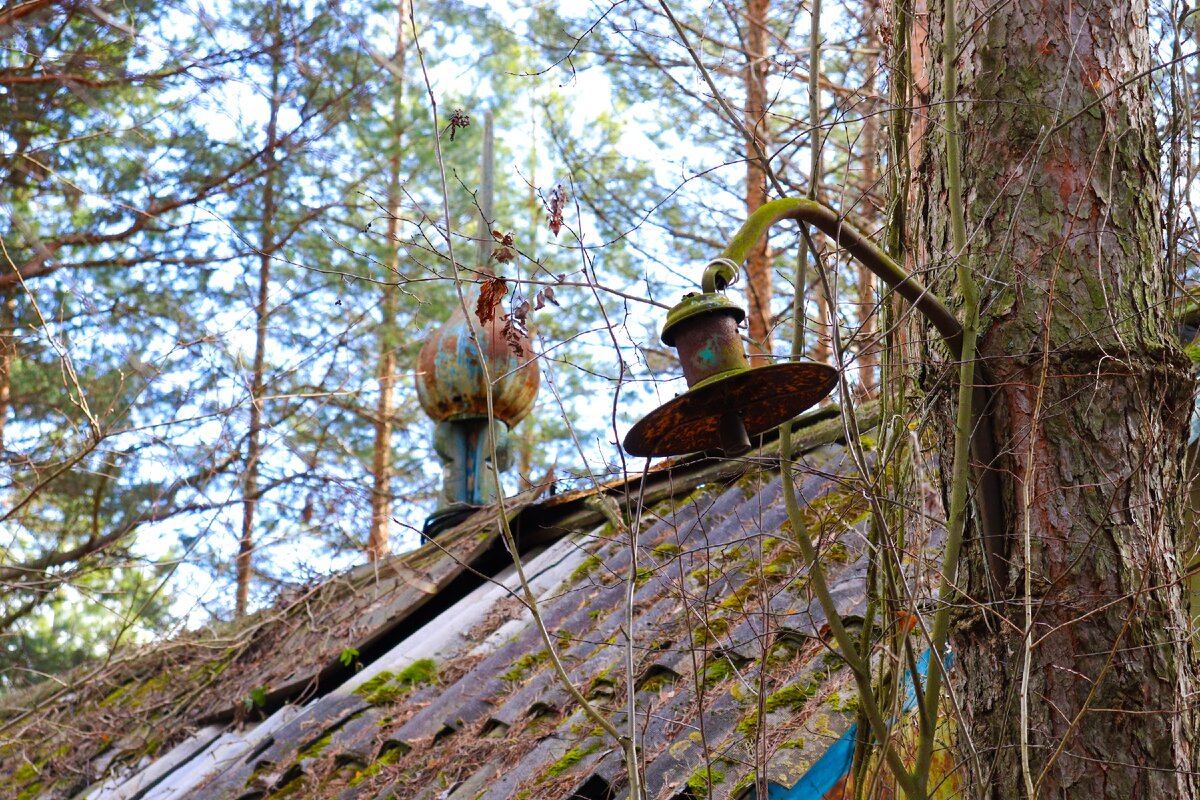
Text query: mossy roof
1 405 920 800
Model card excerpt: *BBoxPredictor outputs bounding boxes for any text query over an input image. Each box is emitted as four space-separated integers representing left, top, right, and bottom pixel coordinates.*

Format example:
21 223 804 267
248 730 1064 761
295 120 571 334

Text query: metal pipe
719 198 1007 589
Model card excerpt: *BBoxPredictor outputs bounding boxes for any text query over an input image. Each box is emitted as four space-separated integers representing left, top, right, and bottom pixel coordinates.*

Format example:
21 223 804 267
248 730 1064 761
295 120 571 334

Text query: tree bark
913 0 1199 794
744 0 772 362
0 290 15 451
237 19 283 618
367 0 410 562
855 6 881 397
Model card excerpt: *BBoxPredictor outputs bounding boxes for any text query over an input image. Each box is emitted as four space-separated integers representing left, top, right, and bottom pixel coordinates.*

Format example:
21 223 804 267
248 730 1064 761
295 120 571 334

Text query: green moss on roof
691 615 733 648
796 486 871 536
298 732 333 761
701 656 737 688
501 650 548 682
828 689 859 712
569 554 602 582
396 659 437 685
586 666 615 699
353 659 438 705
650 542 681 559
765 681 820 713
736 710 758 738
686 765 726 798
544 739 603 779
347 743 406 787
637 669 676 693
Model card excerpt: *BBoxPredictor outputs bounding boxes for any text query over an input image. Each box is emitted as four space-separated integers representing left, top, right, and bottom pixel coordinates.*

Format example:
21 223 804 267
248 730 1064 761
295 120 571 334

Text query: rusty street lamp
623 198 1005 585
622 257 837 457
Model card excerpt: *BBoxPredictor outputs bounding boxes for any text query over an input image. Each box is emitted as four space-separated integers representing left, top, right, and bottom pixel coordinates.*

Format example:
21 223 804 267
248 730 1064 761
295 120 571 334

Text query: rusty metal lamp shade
415 285 540 427
624 273 837 458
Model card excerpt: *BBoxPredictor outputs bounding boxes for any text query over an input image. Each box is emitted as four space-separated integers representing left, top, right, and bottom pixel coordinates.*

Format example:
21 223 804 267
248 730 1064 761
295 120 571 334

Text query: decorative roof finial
415 110 539 536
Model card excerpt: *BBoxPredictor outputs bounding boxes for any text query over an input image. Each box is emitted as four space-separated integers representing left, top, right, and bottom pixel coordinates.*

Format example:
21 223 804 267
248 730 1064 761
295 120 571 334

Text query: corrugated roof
1 407 915 800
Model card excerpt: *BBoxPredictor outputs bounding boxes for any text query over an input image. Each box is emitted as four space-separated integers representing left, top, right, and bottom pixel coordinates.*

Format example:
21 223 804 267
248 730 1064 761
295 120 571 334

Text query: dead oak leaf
475 276 508 325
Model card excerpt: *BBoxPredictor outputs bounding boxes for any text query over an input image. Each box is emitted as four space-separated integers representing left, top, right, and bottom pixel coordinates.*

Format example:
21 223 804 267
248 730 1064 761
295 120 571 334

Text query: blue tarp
771 647 952 800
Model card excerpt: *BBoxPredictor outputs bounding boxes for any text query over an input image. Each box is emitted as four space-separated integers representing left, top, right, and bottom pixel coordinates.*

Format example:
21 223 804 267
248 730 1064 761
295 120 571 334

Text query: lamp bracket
702 258 740 293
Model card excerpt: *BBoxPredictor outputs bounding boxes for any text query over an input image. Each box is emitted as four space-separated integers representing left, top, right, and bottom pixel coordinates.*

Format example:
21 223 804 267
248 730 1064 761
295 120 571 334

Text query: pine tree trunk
744 0 772 362
913 0 1199 794
367 1 410 562
855 7 881 396
0 290 15 451
237 24 283 618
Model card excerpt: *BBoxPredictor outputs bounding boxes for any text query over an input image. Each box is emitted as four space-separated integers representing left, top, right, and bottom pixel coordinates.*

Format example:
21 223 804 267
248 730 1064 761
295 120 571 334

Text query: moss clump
689 566 721 586
650 542 681 559
638 669 676 693
298 733 332 761
268 774 307 798
501 650 548 682
701 657 737 688
731 772 758 796
797 489 870 537
14 761 42 782
587 667 615 698
686 766 726 797
570 554 603 582
348 745 406 787
98 684 130 708
353 671 396 702
716 545 748 564
691 616 732 648
395 659 437 685
736 710 759 738
353 659 438 705
765 681 819 713
544 740 602 779
828 690 859 713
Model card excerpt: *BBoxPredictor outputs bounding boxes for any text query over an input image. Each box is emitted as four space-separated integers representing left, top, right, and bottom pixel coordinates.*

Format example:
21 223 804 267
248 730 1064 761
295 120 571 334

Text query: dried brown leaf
547 185 567 237
475 276 507 325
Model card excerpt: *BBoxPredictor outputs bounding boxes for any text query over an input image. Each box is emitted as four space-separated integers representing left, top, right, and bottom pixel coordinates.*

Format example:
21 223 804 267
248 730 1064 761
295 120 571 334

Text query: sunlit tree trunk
913 0 1199 793
0 290 15 451
854 3 881 397
237 15 283 618
744 0 772 362
367 1 410 562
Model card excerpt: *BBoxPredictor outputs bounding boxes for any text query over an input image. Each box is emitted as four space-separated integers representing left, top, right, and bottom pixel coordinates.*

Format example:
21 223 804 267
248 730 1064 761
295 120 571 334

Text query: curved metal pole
719 197 1007 591
721 198 966 357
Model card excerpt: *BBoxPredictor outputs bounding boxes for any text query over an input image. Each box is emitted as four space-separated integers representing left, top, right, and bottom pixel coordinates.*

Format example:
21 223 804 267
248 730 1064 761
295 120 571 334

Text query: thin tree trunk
914 0 1199 794
0 290 15 451
367 1 410 562
517 104 537 492
855 11 881 397
744 0 771 362
237 24 283 618
811 278 831 365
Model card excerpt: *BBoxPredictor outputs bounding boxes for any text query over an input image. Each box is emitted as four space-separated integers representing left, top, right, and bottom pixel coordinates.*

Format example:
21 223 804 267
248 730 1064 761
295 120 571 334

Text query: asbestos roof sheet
2 408 904 800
